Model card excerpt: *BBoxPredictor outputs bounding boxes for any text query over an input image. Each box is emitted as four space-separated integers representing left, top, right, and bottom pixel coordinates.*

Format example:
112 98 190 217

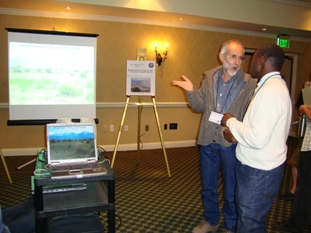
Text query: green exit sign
277 35 290 48
279 39 290 48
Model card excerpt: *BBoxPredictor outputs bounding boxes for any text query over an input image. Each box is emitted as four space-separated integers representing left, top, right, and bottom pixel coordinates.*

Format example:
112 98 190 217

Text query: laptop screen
46 123 98 164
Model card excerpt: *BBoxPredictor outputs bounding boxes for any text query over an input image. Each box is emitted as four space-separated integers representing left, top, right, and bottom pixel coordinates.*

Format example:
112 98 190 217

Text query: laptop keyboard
50 162 101 172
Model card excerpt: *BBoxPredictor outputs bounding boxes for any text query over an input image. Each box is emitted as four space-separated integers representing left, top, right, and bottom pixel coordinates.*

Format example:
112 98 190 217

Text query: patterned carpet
0 136 310 232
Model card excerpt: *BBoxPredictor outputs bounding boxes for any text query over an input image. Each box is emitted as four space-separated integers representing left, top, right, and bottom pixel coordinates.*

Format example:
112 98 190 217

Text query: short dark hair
256 44 285 70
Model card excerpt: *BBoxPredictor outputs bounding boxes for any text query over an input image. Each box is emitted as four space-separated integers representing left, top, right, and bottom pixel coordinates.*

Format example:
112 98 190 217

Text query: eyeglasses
226 54 245 63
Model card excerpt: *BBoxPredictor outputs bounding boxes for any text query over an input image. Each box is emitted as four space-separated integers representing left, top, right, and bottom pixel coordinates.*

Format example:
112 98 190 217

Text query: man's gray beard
224 66 240 76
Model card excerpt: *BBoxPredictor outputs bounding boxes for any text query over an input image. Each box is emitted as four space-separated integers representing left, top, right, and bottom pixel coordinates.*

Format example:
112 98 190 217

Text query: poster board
302 85 311 106
126 60 156 96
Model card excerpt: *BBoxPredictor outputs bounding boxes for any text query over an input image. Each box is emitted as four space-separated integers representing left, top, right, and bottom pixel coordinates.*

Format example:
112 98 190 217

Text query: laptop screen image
46 123 98 164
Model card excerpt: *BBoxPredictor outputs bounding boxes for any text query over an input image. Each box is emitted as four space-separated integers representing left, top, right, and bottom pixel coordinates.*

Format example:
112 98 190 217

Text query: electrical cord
33 168 50 177
33 148 51 177
139 128 149 150
97 212 122 231
115 214 122 230
37 148 47 163
140 139 143 150
97 146 111 165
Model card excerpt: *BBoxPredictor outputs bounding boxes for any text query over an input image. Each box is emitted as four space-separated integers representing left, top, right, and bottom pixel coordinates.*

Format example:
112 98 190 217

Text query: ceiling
1 0 311 40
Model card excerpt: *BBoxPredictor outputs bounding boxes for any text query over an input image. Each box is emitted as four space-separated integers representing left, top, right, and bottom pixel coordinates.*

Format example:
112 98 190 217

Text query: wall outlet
169 123 178 130
145 124 149 131
124 125 129 131
103 125 108 132
110 125 114 132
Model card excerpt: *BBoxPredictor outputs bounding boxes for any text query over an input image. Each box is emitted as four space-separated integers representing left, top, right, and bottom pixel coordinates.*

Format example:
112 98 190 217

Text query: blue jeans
236 161 284 233
0 206 11 233
200 143 237 232
2 197 35 233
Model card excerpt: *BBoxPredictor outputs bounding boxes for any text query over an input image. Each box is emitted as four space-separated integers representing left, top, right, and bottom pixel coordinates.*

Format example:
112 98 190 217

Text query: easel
0 147 13 183
111 95 171 177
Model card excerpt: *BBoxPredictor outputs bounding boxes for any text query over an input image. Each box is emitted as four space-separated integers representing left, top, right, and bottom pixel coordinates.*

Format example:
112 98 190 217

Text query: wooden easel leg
0 148 13 184
111 96 130 168
152 97 171 177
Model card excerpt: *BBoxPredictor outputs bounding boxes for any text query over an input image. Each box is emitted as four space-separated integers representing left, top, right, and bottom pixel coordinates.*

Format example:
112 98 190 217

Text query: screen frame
6 28 99 126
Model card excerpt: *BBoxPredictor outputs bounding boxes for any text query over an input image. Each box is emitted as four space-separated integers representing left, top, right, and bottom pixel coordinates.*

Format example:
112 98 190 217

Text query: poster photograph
126 60 156 96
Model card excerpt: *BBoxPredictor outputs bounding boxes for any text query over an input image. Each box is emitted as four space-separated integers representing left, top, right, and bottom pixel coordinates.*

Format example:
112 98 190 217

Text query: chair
0 147 12 184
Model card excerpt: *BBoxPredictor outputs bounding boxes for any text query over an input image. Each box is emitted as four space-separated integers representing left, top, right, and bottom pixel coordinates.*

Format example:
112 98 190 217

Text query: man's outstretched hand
172 75 194 91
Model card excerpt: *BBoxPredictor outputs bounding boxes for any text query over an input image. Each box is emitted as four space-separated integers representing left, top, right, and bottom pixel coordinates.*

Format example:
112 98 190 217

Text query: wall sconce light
155 42 168 66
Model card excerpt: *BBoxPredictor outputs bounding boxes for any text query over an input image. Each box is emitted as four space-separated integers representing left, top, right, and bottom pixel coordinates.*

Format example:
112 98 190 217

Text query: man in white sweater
221 43 292 233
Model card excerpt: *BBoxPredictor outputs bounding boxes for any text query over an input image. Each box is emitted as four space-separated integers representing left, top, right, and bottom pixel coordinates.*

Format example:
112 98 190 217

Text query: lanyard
252 74 277 99
214 75 237 113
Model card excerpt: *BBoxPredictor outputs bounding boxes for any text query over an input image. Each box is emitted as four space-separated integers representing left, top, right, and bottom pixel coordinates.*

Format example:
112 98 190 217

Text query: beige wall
0 14 310 154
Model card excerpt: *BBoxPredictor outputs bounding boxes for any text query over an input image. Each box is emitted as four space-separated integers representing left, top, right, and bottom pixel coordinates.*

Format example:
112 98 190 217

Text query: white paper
126 60 156 96
209 111 224 125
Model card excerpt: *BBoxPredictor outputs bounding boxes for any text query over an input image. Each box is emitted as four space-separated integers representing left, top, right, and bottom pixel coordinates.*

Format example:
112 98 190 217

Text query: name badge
209 111 223 125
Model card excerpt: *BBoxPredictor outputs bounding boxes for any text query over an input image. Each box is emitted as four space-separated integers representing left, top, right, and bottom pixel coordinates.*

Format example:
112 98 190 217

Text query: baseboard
2 148 43 157
2 140 197 156
99 140 197 152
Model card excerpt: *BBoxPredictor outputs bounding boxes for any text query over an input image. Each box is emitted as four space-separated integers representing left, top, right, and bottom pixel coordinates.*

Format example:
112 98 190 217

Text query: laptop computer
46 122 107 179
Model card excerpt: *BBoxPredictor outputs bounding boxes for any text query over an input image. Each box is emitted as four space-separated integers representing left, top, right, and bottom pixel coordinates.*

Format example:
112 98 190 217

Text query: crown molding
262 0 311 8
0 7 310 43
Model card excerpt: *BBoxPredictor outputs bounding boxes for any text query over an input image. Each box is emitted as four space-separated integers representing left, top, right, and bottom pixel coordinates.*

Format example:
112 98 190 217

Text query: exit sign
277 35 290 48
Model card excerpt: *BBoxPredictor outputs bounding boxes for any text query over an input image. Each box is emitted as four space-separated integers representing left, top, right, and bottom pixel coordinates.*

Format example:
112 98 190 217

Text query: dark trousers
235 161 284 233
2 197 35 233
288 151 311 229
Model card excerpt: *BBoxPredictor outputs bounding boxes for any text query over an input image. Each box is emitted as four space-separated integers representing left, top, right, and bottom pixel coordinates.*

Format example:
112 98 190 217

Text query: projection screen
6 28 98 125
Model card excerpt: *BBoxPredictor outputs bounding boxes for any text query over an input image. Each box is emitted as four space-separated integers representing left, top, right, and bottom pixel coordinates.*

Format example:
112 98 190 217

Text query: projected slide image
130 78 151 93
9 42 95 105
10 71 94 105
